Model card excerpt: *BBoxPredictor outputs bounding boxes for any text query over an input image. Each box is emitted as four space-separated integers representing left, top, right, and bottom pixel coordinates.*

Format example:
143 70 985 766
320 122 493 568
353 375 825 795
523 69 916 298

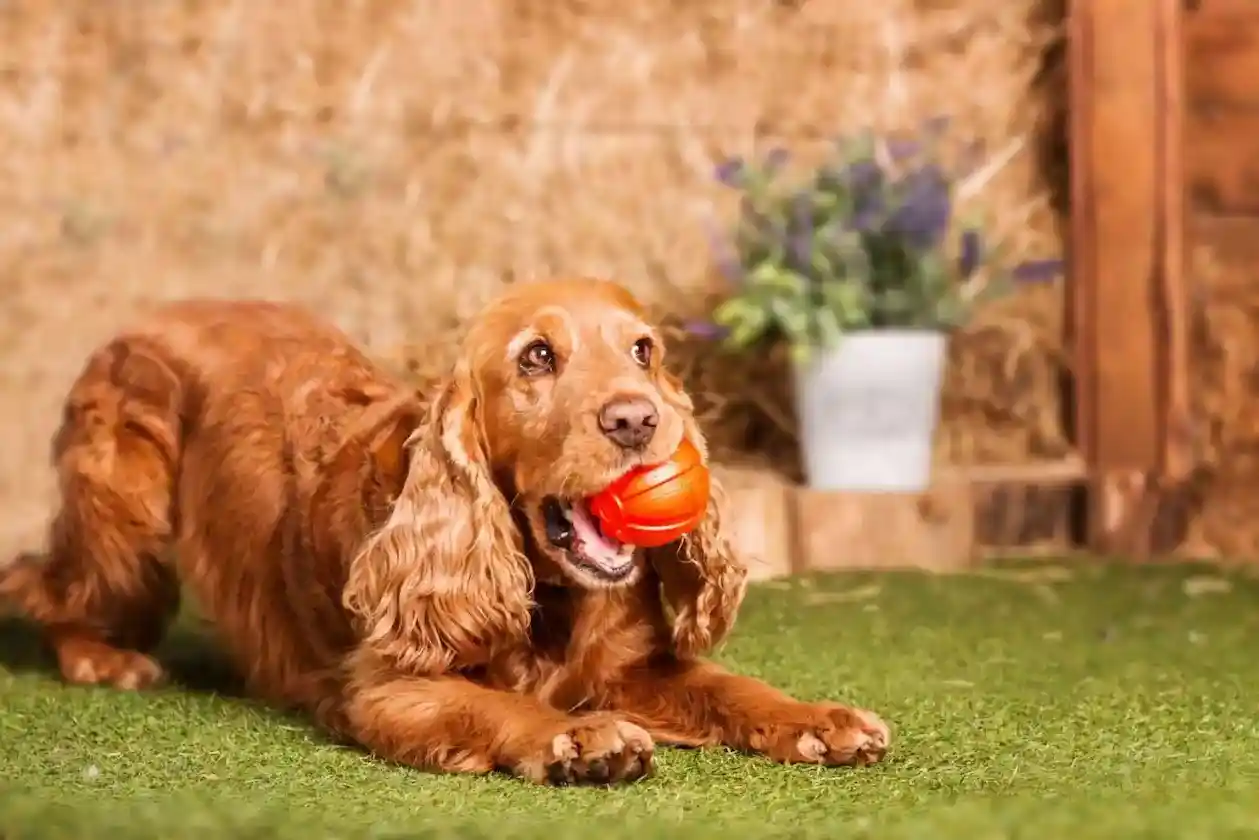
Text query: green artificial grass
4 561 1259 839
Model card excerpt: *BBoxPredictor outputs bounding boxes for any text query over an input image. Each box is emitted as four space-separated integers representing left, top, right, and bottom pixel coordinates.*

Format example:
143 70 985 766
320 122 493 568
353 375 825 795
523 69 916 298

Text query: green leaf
831 230 873 282
712 293 771 348
821 279 868 327
933 292 969 330
839 129 877 165
770 295 811 340
726 316 767 349
749 263 807 296
810 247 835 283
813 305 845 349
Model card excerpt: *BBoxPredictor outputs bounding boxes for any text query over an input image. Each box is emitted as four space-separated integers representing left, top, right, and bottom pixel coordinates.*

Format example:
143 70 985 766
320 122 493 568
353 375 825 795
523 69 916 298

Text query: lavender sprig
701 119 1064 355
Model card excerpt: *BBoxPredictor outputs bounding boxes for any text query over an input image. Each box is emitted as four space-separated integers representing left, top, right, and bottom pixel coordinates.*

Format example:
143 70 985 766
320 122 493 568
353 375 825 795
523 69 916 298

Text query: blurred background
0 0 1077 560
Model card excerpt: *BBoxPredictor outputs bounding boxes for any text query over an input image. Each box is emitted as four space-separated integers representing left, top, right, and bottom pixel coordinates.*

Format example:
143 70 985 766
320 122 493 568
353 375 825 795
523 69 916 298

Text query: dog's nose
598 396 659 450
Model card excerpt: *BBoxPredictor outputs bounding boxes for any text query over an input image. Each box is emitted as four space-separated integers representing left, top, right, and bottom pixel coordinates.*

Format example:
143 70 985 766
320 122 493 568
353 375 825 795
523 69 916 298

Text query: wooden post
1068 0 1193 557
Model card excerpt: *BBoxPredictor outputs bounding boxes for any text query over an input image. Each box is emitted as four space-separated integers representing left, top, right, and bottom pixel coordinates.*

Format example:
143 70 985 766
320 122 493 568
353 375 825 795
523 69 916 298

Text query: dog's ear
648 372 749 658
364 398 424 493
342 366 533 674
309 392 427 573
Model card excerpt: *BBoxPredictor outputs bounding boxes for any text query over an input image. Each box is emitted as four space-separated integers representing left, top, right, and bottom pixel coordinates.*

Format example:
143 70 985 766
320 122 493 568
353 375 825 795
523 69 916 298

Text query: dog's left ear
342 366 534 675
648 371 749 657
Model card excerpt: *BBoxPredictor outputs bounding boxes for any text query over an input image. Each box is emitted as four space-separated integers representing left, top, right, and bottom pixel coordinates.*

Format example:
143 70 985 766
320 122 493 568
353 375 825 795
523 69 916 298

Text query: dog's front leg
341 660 654 785
604 658 890 767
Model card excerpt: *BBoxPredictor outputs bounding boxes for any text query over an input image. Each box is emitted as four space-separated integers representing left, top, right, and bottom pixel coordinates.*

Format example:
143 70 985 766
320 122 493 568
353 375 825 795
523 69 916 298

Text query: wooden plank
1190 0 1259 10
1186 10 1259 106
794 477 977 574
1069 0 1161 471
1068 0 1192 555
1065 0 1097 480
957 457 1087 485
713 465 795 582
1188 108 1259 215
1160 0 1194 485
788 462 1087 573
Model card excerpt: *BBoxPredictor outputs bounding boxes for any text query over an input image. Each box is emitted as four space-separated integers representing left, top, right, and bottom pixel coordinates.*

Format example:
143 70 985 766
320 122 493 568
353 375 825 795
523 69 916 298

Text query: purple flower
843 160 886 231
788 192 814 267
958 229 982 278
789 234 812 270
845 159 883 190
715 156 746 187
886 164 951 250
850 207 881 232
887 138 921 161
685 320 731 340
1011 258 1064 283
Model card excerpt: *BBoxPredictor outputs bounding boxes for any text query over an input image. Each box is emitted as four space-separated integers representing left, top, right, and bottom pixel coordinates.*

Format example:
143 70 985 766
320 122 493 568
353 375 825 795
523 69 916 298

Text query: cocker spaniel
1 278 889 784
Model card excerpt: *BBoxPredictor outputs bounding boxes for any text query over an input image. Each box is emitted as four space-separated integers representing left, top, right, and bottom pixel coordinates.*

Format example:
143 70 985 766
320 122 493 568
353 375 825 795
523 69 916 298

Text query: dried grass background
1182 246 1259 560
0 0 1068 557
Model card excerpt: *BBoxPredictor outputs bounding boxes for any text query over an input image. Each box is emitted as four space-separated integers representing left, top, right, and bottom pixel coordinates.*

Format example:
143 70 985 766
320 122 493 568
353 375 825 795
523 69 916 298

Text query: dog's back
1 300 423 723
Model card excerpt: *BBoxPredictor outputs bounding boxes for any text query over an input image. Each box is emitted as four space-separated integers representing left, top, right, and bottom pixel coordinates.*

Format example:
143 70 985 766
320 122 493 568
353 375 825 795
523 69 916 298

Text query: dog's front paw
516 716 655 786
751 703 890 767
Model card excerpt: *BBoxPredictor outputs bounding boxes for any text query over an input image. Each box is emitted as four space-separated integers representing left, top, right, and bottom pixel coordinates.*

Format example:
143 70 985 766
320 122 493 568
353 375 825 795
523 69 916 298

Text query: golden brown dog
1 278 889 784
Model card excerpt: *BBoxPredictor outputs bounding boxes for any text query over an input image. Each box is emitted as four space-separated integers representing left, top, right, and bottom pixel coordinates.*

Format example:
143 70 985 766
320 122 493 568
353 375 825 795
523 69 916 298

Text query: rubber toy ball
588 438 710 548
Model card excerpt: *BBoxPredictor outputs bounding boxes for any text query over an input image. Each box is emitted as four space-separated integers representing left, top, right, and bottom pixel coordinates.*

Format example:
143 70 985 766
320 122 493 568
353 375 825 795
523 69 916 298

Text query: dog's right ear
309 391 427 568
356 393 427 503
342 366 534 675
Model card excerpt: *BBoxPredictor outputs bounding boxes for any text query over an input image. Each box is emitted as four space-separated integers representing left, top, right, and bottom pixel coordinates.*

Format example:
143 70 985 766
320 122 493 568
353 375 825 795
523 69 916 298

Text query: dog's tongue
570 500 627 566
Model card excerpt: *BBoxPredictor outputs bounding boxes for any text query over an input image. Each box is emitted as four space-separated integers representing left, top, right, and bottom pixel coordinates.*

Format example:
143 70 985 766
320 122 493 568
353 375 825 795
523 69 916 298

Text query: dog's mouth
541 496 637 583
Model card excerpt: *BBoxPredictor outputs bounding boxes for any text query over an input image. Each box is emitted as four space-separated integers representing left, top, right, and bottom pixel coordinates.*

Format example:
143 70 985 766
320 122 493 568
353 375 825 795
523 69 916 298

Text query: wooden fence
1063 0 1259 561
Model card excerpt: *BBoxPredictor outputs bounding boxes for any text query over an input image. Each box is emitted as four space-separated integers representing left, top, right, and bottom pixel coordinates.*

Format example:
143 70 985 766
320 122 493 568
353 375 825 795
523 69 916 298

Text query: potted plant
691 120 1061 493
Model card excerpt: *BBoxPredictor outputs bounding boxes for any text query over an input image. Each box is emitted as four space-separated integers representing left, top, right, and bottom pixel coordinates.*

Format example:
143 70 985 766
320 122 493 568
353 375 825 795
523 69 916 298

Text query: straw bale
0 0 1066 557
1176 247 1259 560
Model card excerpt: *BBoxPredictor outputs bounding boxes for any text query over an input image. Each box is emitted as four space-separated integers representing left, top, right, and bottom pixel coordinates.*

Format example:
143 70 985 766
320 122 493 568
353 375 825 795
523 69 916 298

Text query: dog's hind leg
1 337 183 690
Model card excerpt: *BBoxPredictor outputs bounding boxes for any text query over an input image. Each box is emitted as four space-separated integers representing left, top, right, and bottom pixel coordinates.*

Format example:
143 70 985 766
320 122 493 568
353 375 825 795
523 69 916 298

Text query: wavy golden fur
1 279 889 784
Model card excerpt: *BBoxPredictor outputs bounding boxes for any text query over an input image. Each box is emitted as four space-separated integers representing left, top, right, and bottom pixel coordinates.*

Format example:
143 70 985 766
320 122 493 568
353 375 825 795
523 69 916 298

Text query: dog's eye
631 337 653 368
518 340 557 375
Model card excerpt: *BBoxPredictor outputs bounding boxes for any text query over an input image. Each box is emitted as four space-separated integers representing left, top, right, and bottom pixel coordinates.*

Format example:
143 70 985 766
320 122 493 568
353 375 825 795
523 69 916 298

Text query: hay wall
1185 236 1259 559
1180 8 1259 561
0 0 1066 556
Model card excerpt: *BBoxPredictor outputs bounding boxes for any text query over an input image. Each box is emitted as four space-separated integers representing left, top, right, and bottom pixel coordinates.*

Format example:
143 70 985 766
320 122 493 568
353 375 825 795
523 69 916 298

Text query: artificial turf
2 562 1259 839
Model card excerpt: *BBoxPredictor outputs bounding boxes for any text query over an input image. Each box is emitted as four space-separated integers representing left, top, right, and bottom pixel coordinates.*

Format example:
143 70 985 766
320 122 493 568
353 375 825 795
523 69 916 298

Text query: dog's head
344 279 747 673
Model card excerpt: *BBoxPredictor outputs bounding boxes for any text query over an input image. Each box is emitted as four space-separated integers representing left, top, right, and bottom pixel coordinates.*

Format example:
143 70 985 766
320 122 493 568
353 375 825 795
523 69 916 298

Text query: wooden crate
725 459 1090 574
713 465 795 581
794 473 975 572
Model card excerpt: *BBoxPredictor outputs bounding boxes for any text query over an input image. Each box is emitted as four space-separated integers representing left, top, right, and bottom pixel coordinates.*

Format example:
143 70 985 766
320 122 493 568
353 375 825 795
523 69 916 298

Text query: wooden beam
1068 0 1192 556
1159 0 1192 486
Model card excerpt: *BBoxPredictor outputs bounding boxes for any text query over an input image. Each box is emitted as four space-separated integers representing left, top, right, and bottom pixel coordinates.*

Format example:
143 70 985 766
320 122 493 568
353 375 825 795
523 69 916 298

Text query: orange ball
588 438 711 548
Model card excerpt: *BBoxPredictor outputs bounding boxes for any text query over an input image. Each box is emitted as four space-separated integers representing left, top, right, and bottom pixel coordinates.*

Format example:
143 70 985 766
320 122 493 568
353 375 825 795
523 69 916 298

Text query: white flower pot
794 330 947 493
